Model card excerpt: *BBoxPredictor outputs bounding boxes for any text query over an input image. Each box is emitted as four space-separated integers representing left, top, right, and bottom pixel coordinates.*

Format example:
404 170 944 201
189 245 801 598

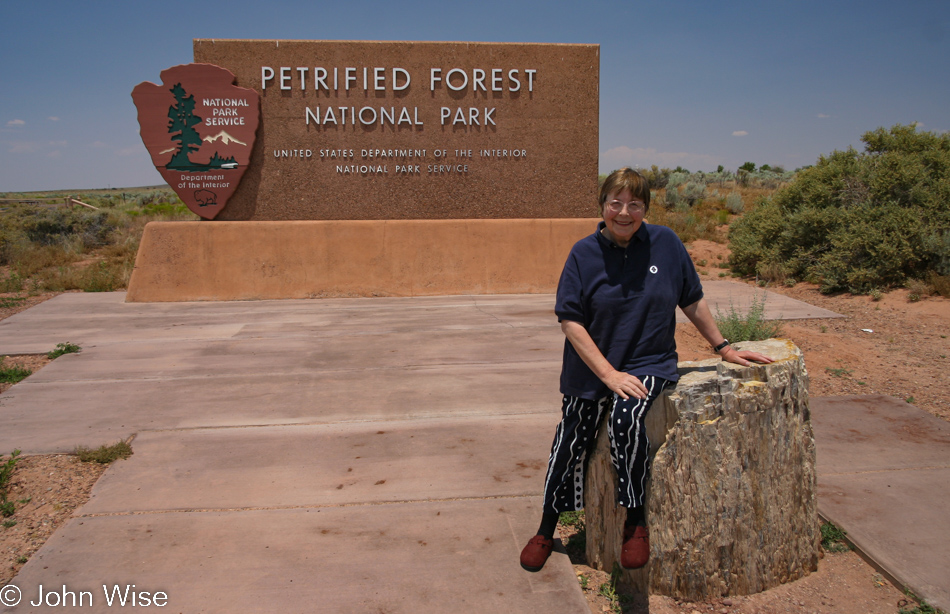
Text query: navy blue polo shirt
555 221 704 399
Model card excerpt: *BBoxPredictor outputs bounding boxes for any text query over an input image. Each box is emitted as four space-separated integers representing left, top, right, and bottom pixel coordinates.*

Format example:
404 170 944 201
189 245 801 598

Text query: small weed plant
0 449 22 517
819 521 851 552
714 293 782 342
48 342 81 359
577 572 589 590
596 564 630 614
75 441 132 463
558 510 585 528
825 367 852 377
559 510 587 559
0 296 26 309
1 272 23 293
0 358 31 384
898 590 944 614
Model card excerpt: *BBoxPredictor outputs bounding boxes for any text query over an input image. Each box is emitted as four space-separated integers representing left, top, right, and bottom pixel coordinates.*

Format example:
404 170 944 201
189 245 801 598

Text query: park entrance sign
191 40 599 220
126 40 600 301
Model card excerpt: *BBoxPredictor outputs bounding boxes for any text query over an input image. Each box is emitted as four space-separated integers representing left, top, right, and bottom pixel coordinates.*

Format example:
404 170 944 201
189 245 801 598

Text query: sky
1 0 948 192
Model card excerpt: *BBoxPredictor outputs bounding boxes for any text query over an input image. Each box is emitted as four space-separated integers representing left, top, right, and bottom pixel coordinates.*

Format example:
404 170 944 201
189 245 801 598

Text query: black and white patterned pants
541 375 671 514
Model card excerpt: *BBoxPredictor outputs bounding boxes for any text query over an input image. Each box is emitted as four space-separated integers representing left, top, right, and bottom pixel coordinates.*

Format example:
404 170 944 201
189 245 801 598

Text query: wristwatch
713 339 730 352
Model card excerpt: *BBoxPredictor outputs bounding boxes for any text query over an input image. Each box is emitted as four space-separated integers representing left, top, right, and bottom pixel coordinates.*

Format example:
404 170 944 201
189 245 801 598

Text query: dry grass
0 187 195 294
646 181 771 245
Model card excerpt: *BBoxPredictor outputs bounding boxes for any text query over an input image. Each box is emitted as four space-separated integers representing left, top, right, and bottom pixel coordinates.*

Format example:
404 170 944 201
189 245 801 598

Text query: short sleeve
677 239 704 308
555 250 585 323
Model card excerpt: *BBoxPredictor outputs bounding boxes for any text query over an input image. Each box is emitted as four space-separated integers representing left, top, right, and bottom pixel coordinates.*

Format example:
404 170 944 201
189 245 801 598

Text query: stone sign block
192 40 599 221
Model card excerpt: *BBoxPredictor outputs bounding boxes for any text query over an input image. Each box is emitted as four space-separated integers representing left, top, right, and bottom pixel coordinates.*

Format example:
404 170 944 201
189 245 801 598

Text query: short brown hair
599 168 651 215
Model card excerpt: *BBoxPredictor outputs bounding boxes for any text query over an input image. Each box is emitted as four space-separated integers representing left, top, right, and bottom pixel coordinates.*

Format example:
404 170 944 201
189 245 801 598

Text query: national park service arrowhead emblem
132 64 260 219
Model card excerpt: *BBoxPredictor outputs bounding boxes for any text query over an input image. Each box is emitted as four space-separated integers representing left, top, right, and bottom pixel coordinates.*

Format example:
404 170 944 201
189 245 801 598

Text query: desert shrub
664 187 681 209
37 260 131 293
729 124 950 294
682 181 707 206
928 272 950 298
647 200 724 244
20 208 118 249
905 278 933 299
134 190 168 207
641 165 671 190
12 244 81 278
667 172 689 190
725 192 744 214
932 230 950 276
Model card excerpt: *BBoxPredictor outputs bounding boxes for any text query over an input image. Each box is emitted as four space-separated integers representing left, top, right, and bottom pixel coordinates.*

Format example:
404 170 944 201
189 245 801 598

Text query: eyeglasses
605 200 645 214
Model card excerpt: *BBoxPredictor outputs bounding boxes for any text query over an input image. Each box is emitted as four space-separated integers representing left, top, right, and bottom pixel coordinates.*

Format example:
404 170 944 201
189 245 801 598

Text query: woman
520 167 772 572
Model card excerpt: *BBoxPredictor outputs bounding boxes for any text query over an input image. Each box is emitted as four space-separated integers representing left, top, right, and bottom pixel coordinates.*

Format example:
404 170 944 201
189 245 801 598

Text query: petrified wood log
584 339 819 599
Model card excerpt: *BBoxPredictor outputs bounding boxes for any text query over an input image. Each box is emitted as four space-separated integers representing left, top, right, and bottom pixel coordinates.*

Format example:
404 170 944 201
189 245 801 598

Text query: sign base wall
125 219 598 302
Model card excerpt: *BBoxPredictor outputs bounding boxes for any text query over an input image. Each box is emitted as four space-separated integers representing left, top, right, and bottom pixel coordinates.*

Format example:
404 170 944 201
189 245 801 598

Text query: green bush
729 124 950 294
715 292 782 342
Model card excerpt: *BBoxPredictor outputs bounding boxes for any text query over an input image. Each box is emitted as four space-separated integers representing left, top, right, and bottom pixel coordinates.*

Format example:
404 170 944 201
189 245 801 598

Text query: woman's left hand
719 347 774 366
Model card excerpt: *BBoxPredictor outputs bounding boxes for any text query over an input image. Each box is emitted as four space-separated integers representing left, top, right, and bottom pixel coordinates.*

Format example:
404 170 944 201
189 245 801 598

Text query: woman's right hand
602 370 648 401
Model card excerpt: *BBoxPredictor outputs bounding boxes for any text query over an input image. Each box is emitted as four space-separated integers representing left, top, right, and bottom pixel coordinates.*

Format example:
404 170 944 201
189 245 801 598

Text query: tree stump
584 339 819 599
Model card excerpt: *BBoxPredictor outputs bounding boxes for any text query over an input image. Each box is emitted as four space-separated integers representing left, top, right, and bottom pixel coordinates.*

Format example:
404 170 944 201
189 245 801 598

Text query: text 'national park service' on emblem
132 64 260 219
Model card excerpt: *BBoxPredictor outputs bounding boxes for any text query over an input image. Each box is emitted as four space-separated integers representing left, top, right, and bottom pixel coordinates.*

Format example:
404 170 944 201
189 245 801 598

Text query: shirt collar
596 220 648 249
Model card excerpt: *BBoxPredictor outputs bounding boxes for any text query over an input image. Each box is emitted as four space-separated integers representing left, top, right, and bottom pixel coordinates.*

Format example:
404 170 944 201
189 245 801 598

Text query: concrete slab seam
76 494 543 518
9 359 561 384
821 465 950 477
100 410 558 435
471 304 518 328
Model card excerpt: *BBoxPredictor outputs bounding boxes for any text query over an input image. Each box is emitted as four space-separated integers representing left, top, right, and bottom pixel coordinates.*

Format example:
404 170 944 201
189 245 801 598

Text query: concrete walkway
2 284 944 613
811 396 950 612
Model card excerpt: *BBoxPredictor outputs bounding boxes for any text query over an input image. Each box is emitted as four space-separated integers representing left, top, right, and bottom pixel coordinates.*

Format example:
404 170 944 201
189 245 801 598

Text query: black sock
537 512 560 539
625 506 645 527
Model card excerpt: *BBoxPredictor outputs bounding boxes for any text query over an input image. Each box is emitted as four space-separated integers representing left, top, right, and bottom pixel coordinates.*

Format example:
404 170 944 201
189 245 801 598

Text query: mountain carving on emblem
203 131 247 147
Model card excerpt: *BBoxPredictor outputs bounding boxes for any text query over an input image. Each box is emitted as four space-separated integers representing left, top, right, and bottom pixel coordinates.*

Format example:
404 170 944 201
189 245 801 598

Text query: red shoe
520 535 554 572
621 525 649 569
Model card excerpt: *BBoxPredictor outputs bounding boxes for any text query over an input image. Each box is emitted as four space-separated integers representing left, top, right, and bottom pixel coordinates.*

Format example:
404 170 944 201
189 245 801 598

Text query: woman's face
601 189 645 248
